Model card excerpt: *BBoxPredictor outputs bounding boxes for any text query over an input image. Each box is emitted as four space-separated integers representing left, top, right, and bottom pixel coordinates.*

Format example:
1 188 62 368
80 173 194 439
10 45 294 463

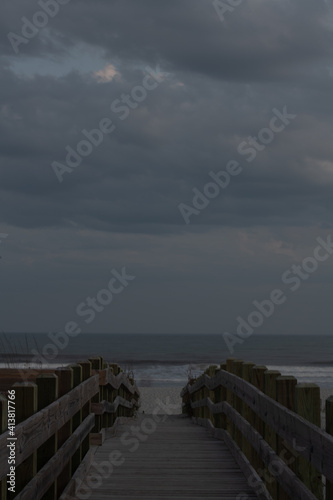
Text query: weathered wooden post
56 367 73 497
241 362 255 461
12 382 38 496
250 365 267 474
276 375 297 500
1 394 8 500
89 358 102 431
326 396 333 500
70 364 83 473
78 361 92 458
295 383 322 499
226 358 237 438
36 373 58 500
231 359 244 448
206 365 215 424
263 370 281 500
218 363 227 430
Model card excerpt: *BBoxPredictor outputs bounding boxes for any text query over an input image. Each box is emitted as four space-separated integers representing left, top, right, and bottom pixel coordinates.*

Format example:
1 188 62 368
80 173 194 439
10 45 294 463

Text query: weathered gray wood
193 403 318 500
70 365 83 473
36 373 59 500
58 447 97 500
263 370 281 500
15 414 95 500
77 414 259 500
184 371 333 482
56 368 73 497
14 382 38 496
91 396 136 415
295 384 322 500
77 361 92 459
0 375 99 475
326 396 333 500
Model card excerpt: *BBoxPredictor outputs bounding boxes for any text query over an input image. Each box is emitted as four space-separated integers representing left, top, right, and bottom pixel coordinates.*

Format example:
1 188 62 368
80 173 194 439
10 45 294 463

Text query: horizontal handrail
182 370 333 482
14 414 95 500
190 396 317 500
0 374 99 476
91 396 137 415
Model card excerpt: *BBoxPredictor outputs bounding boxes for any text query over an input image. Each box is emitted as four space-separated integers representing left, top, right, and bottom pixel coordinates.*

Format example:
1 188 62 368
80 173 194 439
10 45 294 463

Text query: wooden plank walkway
78 414 258 499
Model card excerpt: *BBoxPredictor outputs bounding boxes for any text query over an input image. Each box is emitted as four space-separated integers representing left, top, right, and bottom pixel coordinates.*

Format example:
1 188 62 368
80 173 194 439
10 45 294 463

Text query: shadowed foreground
78 414 257 499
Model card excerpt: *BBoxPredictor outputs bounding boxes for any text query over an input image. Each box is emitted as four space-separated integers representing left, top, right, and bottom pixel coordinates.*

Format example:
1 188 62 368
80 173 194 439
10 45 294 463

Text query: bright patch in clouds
94 64 120 83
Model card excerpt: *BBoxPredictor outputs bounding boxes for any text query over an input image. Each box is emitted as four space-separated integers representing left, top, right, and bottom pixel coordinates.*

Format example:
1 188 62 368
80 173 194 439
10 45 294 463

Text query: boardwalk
81 414 257 500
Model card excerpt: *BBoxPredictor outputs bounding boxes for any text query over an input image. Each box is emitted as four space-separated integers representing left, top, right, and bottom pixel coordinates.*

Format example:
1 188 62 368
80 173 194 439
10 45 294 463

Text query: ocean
0 333 333 389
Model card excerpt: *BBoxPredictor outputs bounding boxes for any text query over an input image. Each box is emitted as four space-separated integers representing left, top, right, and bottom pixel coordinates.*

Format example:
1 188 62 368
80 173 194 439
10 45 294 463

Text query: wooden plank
186 370 333 482
231 360 244 448
58 447 96 500
89 428 105 446
78 361 92 458
250 366 267 476
56 368 73 497
295 384 322 500
15 414 95 500
91 397 135 415
0 375 99 474
221 426 271 500
326 396 333 500
226 358 237 438
70 365 83 474
241 362 255 462
263 370 281 500
81 414 259 500
276 376 297 500
13 383 38 497
220 402 318 500
36 373 58 500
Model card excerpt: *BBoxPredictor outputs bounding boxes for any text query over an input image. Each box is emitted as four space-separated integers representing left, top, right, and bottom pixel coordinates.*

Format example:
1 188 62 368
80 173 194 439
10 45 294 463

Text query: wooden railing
0 357 140 499
181 359 333 500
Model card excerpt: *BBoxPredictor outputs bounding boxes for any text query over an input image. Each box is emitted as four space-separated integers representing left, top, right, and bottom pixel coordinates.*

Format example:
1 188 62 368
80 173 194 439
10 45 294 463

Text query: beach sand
137 386 333 429
137 386 183 415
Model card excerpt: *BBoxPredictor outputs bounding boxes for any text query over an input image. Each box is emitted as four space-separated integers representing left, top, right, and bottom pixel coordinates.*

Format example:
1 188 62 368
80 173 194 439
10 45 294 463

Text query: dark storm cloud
1 0 333 333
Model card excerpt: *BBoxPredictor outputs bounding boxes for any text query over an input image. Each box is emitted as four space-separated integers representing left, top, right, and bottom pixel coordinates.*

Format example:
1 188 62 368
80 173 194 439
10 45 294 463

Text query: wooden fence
0 357 140 499
181 358 333 500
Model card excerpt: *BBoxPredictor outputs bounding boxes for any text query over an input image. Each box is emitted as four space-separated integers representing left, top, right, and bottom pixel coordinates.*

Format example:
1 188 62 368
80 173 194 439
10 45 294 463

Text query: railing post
231 359 243 448
11 382 37 497
1 394 8 500
206 366 215 424
56 367 73 497
326 396 333 500
263 370 281 500
295 383 322 500
107 365 114 426
70 364 83 473
250 365 267 474
89 357 102 431
78 361 92 458
241 362 255 462
36 373 58 500
226 358 237 437
276 375 297 500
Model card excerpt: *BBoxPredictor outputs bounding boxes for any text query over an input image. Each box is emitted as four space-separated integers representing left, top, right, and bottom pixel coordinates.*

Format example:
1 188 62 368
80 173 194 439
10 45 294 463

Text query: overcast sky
1 0 333 335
